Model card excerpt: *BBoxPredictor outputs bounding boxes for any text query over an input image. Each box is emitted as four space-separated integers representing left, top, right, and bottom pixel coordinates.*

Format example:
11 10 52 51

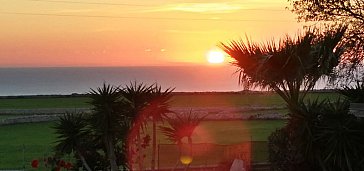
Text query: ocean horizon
0 65 244 96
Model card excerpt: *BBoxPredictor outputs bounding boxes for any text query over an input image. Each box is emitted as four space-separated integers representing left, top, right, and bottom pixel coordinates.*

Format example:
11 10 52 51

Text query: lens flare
180 155 193 165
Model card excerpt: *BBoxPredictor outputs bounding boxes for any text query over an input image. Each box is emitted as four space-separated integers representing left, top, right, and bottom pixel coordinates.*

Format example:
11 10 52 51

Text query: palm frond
220 27 347 108
53 113 89 154
338 81 364 103
159 111 205 144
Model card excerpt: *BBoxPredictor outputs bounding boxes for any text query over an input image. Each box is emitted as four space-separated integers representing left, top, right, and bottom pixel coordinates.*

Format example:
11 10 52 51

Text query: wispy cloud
171 3 242 13
165 29 227 34
148 2 243 13
53 9 98 14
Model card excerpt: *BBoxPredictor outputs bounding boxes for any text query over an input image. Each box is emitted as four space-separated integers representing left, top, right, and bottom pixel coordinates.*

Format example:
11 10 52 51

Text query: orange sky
0 0 307 67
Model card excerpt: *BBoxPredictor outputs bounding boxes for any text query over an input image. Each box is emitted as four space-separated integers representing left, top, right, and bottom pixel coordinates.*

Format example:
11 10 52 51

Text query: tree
220 27 346 115
290 0 364 68
120 82 175 170
54 84 129 170
53 82 174 170
121 82 174 171
220 27 349 170
145 85 174 171
121 82 154 171
89 83 123 171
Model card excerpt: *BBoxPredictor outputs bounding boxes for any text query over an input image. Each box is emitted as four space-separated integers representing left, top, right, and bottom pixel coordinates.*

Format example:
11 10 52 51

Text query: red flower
64 162 73 169
31 159 39 168
58 160 66 167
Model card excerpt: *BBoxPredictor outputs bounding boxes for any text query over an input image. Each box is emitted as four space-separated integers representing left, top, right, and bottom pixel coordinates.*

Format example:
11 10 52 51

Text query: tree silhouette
89 83 122 171
54 82 174 170
220 27 346 114
290 0 364 68
146 85 174 171
221 27 353 170
121 82 174 171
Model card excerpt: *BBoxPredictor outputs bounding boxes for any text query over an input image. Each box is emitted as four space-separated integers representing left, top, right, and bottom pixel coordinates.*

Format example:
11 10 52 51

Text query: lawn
0 120 285 169
0 92 340 169
155 120 286 168
0 92 341 109
0 122 56 169
0 97 90 109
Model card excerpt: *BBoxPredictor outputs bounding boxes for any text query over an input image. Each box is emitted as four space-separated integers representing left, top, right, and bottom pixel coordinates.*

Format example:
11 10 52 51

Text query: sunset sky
0 0 307 67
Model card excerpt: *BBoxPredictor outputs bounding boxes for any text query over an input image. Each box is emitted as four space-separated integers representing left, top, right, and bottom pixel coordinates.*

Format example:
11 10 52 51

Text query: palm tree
120 82 154 171
159 111 205 170
220 27 347 114
220 27 348 170
89 83 122 171
53 82 173 170
120 82 174 171
145 85 174 171
53 113 92 171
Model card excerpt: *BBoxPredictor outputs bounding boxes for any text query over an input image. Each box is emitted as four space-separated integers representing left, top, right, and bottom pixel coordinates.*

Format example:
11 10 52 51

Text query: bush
338 81 364 103
268 128 311 171
313 100 364 171
268 99 364 171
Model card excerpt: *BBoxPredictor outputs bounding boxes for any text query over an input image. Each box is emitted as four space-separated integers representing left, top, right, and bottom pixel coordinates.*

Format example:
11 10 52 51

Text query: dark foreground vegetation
221 19 364 170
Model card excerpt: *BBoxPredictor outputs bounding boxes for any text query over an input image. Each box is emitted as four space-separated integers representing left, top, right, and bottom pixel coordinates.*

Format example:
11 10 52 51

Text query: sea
0 65 244 96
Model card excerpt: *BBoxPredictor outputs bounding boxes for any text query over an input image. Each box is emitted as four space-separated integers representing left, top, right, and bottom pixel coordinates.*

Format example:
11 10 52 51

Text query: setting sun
207 51 225 64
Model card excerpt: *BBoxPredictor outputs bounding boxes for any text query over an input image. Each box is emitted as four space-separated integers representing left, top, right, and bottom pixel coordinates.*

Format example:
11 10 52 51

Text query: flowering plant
31 156 73 170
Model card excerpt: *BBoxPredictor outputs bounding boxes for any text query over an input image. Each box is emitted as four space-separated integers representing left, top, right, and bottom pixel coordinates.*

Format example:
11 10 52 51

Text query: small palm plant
159 111 205 170
304 99 364 171
53 113 92 171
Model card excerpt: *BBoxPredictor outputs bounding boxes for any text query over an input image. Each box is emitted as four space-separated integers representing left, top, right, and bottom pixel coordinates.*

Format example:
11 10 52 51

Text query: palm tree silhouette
220 27 349 170
160 111 205 170
89 83 122 171
145 84 174 171
53 113 92 171
220 27 347 116
121 82 174 171
54 82 174 170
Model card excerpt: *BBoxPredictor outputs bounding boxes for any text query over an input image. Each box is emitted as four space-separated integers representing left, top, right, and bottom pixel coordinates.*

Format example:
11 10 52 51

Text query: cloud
53 9 100 14
164 29 228 34
172 3 242 13
149 3 243 13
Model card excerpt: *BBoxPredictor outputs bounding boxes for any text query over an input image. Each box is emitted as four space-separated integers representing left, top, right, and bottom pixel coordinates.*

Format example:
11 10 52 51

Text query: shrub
268 128 311 171
338 81 364 103
268 99 364 171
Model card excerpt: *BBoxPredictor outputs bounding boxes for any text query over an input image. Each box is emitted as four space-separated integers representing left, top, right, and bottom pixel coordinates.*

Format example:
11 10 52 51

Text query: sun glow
207 50 225 64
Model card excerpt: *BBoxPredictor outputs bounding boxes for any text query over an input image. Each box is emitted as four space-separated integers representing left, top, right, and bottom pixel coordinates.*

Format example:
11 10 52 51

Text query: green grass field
0 122 56 169
0 97 90 109
0 92 340 169
0 120 285 169
0 92 341 109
